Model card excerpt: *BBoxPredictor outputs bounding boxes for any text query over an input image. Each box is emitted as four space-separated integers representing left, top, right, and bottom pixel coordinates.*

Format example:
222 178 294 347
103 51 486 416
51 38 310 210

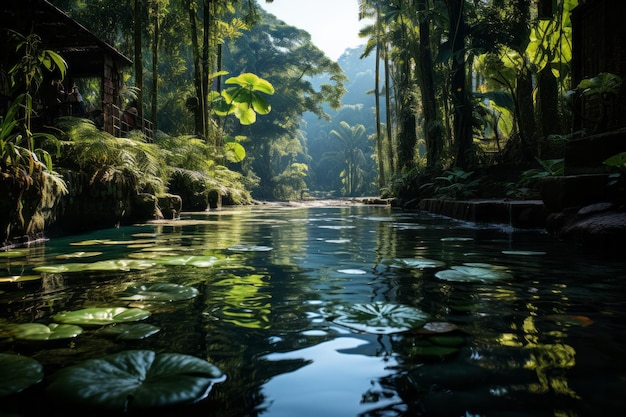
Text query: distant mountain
303 45 381 195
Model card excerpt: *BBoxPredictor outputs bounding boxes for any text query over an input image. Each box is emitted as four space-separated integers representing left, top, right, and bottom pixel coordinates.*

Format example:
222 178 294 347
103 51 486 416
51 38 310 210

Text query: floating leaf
227 245 273 252
440 237 474 242
56 252 103 259
326 302 431 334
53 307 151 326
11 323 83 341
0 353 44 397
157 255 220 267
96 323 160 340
33 259 156 274
417 321 459 334
0 250 29 259
117 283 199 302
502 250 546 256
381 257 446 269
45 350 225 410
70 239 109 246
435 265 513 283
0 275 42 283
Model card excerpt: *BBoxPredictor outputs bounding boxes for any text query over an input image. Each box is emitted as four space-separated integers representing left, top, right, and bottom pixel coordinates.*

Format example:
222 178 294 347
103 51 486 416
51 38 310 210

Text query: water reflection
1 204 625 417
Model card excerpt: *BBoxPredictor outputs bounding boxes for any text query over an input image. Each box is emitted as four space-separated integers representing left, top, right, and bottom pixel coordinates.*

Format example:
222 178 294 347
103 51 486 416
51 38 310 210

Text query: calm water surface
1 202 625 417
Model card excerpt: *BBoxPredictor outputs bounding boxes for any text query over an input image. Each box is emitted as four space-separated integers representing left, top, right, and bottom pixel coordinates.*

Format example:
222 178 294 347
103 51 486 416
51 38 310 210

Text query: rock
560 211 626 253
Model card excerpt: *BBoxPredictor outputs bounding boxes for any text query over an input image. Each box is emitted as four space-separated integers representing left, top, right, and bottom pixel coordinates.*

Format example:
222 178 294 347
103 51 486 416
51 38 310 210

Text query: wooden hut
1 0 152 139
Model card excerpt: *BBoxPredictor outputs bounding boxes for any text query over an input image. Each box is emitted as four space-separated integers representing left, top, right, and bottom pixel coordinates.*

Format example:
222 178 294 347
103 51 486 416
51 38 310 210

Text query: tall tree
448 0 473 169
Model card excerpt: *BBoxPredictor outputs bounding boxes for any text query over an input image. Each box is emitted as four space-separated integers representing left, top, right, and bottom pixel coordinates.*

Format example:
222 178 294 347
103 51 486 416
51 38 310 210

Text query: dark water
1 202 625 417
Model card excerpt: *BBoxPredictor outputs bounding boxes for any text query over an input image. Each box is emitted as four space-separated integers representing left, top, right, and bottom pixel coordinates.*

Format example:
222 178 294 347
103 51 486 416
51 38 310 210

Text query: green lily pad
382 257 446 269
0 353 44 397
70 239 110 246
56 252 103 259
117 283 199 302
435 265 513 283
440 237 474 242
53 307 151 326
11 323 83 341
326 302 431 334
0 249 29 259
33 259 156 274
501 250 546 256
0 275 42 283
157 255 220 267
227 245 273 252
96 323 160 340
417 321 459 334
45 350 225 410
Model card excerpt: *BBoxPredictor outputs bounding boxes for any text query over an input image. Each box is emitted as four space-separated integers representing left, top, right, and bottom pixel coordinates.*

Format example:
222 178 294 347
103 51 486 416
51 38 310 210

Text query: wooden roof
2 0 132 76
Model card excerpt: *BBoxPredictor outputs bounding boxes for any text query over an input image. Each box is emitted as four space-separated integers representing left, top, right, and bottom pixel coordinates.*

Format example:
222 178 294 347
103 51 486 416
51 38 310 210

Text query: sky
258 0 370 61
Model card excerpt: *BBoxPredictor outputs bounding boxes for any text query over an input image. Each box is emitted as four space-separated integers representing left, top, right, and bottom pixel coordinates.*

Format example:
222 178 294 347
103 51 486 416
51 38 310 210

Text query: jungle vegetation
3 0 612 218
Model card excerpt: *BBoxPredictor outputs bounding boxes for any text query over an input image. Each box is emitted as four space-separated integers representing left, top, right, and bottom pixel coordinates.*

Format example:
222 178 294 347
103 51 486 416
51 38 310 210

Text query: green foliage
45 350 224 410
272 162 308 200
506 157 564 199
419 168 481 199
56 117 167 195
212 72 275 125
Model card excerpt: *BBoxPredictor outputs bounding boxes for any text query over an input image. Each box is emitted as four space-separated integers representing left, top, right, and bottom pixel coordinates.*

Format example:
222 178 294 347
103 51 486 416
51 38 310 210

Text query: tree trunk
416 0 442 169
448 0 473 169
151 0 159 134
384 44 395 175
374 4 385 189
134 0 144 123
186 0 204 136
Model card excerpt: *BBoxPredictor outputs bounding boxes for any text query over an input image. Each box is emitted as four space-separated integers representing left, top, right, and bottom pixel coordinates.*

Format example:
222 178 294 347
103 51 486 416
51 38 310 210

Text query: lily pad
96 323 160 340
157 255 220 267
417 321 459 334
502 250 546 256
45 350 225 410
0 249 29 259
33 259 156 274
56 252 103 260
53 307 151 326
0 275 42 283
382 257 446 269
0 353 44 397
227 245 273 252
11 323 83 341
327 302 431 334
440 237 474 242
435 265 513 283
117 283 199 302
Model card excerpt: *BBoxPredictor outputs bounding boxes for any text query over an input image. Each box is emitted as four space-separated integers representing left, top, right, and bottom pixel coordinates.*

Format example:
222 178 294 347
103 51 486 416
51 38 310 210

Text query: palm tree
326 121 370 196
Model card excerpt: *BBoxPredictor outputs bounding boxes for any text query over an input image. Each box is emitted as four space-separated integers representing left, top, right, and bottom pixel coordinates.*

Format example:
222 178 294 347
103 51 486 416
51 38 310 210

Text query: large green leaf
53 307 151 326
381 257 446 269
435 265 513 282
0 353 44 397
223 141 246 163
45 350 225 410
326 302 431 334
117 283 199 302
157 255 220 267
11 323 83 341
33 259 156 274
